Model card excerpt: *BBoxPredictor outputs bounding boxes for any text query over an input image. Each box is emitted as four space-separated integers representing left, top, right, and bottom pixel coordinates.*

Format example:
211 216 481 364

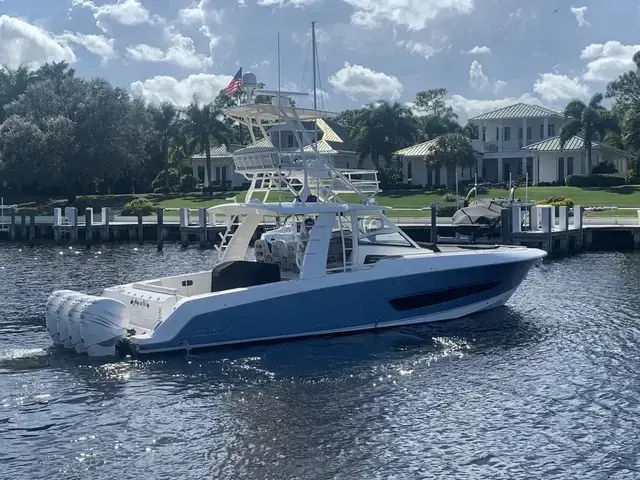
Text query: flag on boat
225 67 243 96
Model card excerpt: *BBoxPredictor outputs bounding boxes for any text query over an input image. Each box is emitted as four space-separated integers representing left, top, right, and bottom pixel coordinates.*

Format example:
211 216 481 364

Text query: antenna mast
311 20 317 110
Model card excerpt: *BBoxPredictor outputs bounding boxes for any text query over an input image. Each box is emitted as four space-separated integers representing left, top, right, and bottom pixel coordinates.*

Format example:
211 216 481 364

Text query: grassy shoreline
4 185 640 217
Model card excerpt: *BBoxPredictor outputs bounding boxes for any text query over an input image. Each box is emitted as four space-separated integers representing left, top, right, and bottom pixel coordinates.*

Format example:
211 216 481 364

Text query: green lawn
5 185 640 216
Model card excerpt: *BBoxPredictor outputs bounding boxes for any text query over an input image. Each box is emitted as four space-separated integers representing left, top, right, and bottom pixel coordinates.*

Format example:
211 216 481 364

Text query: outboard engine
80 297 129 357
45 291 130 357
45 290 75 345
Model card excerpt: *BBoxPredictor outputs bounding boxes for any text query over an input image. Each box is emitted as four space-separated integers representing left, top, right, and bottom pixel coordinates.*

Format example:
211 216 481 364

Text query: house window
197 165 205 181
540 124 544 139
503 126 511 142
526 127 532 143
548 124 555 137
287 134 295 148
482 127 486 142
518 127 523 141
407 161 412 180
221 166 227 181
496 127 499 142
567 157 574 175
215 166 221 182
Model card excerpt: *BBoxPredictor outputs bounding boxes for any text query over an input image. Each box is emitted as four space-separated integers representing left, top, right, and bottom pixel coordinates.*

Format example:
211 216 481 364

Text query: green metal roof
393 138 439 157
189 145 233 159
469 103 563 121
522 135 632 156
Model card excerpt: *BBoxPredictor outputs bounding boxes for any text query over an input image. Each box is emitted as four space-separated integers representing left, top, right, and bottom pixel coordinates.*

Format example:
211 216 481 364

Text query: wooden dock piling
85 208 93 245
430 205 437 243
20 213 27 238
29 213 36 244
137 213 144 245
101 207 110 242
199 208 207 248
9 209 16 240
157 208 164 251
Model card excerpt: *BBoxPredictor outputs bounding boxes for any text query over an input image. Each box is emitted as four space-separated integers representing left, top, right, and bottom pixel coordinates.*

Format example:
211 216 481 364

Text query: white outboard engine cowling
69 295 98 354
80 297 130 357
56 292 85 349
45 290 75 345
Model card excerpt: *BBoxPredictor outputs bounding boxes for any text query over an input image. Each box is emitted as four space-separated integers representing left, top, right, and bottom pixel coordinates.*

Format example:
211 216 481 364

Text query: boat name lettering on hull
194 326 233 337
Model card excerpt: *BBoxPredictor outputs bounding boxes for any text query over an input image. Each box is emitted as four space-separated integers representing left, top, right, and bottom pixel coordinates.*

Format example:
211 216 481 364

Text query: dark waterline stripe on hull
389 281 502 311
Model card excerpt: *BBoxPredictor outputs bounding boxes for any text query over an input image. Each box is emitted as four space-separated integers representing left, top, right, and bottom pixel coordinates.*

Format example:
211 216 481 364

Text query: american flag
224 67 242 96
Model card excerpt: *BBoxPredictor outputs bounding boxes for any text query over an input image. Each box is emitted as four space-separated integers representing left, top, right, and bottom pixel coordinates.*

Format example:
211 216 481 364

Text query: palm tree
353 101 418 168
559 93 619 173
151 102 180 189
183 97 231 197
424 133 476 190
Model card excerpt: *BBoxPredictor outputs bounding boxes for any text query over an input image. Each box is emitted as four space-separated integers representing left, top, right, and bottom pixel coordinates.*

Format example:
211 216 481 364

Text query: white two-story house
470 103 630 184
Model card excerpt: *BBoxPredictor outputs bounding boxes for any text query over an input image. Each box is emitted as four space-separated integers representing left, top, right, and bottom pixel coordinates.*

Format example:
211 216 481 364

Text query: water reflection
2 245 640 479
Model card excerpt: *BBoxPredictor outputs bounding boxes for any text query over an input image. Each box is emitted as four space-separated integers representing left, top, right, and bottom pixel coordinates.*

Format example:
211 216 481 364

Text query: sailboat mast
311 20 317 110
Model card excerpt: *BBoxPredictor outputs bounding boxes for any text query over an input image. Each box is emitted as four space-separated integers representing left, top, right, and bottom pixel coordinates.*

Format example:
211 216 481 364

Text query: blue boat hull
128 258 537 355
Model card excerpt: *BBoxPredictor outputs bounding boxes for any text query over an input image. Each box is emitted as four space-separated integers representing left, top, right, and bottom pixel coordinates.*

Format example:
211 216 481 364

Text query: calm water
1 244 640 479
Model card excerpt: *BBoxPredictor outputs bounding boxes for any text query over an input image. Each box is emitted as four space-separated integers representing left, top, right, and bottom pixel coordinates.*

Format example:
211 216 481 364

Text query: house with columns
395 102 631 186
469 103 568 183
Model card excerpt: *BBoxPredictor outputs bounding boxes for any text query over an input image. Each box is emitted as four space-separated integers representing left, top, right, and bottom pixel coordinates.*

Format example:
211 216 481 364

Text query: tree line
1 55 639 202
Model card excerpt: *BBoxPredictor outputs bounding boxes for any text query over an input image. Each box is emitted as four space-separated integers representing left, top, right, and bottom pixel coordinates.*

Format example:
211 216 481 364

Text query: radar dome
242 72 258 86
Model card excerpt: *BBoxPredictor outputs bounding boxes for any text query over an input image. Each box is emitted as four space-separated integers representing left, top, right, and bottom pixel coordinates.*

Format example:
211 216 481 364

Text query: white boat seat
271 240 287 269
254 239 270 263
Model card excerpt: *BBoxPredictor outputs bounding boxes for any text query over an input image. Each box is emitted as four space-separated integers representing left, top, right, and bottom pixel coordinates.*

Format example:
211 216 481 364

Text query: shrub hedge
565 174 625 187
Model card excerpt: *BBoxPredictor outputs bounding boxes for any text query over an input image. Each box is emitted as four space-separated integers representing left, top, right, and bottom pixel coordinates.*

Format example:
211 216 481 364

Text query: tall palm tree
424 133 476 190
183 97 231 197
559 93 619 173
353 101 418 168
151 102 180 189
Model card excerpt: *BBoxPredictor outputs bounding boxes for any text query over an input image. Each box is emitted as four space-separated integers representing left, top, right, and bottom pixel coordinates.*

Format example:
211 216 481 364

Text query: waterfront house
394 138 482 187
395 102 632 186
187 118 363 189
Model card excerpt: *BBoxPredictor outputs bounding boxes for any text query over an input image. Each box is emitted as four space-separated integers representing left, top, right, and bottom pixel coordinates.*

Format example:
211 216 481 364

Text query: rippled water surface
1 243 640 479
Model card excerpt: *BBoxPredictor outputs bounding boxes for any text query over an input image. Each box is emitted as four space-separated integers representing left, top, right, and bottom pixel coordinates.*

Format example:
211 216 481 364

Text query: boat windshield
357 214 415 248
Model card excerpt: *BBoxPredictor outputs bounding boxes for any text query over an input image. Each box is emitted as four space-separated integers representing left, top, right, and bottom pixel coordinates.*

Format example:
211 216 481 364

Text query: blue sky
1 0 639 121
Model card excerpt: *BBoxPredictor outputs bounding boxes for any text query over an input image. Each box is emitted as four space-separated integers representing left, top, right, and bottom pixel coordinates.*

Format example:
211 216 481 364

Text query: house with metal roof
187 144 247 189
187 118 362 189
521 135 632 183
468 102 569 183
394 138 482 187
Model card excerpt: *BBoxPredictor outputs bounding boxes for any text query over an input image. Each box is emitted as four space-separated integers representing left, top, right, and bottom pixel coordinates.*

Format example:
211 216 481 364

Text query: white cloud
130 73 232 106
580 41 640 82
469 60 489 91
70 0 155 33
397 40 440 60
308 88 330 102
464 45 491 55
329 62 403 101
126 27 212 69
493 80 507 95
0 15 76 69
570 6 590 27
343 0 475 31
533 73 590 103
55 31 116 64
